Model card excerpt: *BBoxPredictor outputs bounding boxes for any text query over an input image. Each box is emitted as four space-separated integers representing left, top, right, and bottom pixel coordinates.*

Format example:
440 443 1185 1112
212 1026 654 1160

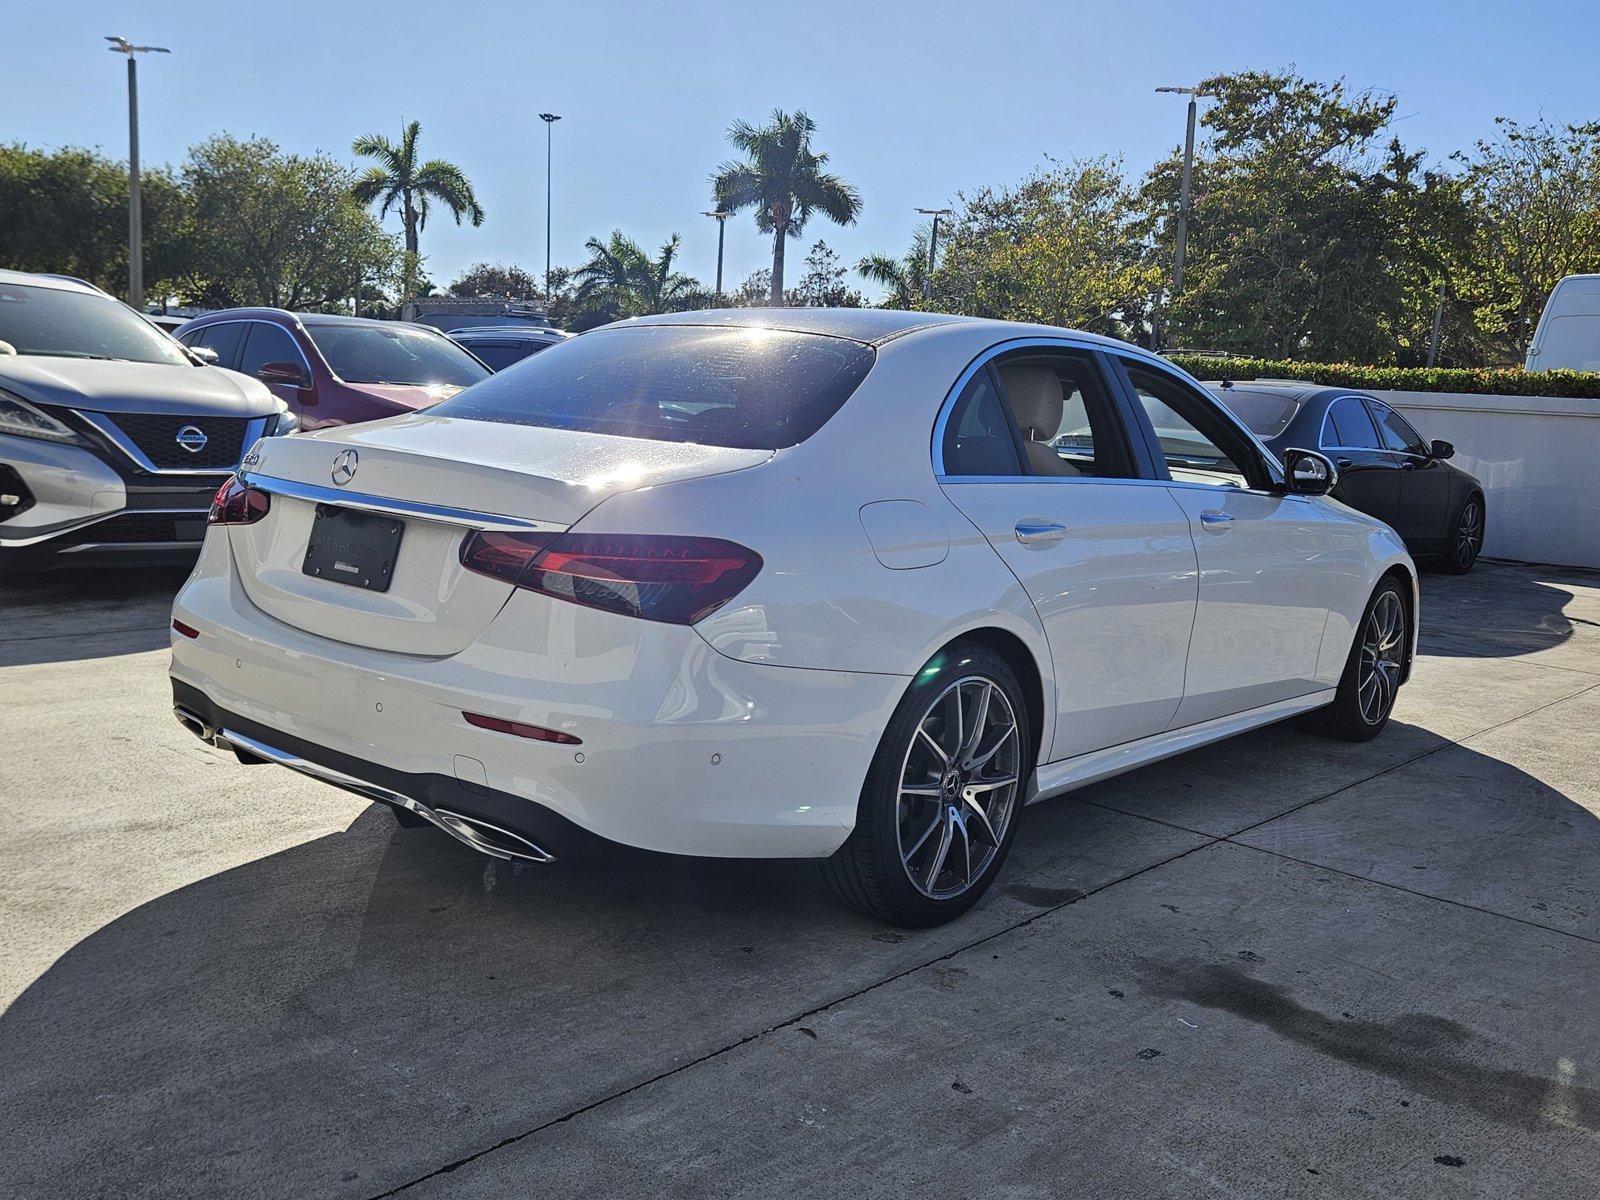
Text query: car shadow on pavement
2 731 1596 1199
1419 561 1597 660
0 566 190 668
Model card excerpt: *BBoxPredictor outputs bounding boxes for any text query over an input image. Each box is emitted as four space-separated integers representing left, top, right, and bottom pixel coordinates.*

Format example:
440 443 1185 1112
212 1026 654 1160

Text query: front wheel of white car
823 642 1029 927
1307 577 1410 742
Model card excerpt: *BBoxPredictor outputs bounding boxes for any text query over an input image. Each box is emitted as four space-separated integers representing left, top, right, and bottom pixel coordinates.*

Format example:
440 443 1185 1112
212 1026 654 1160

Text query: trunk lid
229 412 771 654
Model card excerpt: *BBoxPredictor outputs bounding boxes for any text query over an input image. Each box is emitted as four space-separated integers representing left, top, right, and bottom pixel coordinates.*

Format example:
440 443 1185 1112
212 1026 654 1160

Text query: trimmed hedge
1164 355 1600 399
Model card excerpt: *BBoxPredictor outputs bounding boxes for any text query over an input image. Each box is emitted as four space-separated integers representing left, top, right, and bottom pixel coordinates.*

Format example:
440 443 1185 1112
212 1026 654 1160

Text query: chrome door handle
1198 511 1235 534
1014 520 1068 545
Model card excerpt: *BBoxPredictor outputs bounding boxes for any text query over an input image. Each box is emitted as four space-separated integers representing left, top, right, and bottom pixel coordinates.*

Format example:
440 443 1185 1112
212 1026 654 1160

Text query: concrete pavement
1 560 1597 1198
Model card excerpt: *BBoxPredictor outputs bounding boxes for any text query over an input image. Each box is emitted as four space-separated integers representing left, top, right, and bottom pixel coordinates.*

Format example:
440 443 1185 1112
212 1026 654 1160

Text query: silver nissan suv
0 270 293 570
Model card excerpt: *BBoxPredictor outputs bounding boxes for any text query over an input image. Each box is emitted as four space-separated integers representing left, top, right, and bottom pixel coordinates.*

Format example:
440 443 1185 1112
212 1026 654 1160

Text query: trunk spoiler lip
239 471 568 534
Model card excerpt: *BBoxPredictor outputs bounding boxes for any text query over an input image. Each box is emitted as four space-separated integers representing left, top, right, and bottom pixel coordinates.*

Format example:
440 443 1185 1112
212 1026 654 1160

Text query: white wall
1374 389 1600 570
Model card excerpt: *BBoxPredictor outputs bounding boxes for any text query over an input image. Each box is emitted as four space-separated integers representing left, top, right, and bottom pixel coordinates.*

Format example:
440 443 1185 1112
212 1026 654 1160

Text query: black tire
822 640 1030 927
1307 577 1409 742
1435 492 1484 575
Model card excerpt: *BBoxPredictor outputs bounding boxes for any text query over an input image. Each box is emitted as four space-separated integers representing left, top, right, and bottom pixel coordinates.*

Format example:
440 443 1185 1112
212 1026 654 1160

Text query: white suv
0 270 293 570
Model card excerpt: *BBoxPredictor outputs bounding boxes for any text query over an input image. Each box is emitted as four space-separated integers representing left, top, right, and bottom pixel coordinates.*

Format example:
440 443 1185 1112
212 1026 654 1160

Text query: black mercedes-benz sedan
1208 380 1485 573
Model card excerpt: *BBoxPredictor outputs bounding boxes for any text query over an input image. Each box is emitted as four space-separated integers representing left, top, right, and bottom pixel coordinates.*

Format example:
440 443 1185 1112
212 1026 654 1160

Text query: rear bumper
169 533 908 858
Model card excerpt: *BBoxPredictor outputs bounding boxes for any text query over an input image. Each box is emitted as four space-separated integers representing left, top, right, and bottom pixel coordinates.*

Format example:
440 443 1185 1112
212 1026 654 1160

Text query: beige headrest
1000 365 1064 440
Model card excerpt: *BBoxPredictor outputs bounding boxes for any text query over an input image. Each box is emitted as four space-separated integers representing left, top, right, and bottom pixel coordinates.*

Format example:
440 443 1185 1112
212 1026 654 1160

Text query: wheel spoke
968 720 1015 772
903 809 942 861
962 684 992 763
967 774 1018 793
924 815 954 891
963 792 999 845
955 815 972 887
900 783 943 798
916 724 951 768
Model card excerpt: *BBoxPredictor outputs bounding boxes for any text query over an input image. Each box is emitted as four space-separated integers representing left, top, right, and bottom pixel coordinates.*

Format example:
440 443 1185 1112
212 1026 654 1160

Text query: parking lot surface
2 559 1598 1198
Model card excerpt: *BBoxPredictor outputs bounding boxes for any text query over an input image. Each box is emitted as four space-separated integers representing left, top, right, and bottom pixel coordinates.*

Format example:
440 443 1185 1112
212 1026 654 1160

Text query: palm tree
574 231 698 318
711 109 862 306
351 120 485 267
858 227 932 308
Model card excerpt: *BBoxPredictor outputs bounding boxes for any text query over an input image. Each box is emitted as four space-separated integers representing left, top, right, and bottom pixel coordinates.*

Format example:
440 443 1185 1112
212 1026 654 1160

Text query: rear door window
1324 397 1382 449
941 368 1024 476
431 325 875 450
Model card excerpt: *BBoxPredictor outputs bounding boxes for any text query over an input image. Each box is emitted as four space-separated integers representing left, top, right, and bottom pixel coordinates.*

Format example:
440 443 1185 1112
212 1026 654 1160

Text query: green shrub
1164 355 1600 399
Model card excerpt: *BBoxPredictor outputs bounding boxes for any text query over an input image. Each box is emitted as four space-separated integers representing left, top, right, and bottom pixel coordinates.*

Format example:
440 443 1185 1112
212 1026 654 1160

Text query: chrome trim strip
78 411 270 476
240 472 566 532
1 506 213 549
187 718 557 865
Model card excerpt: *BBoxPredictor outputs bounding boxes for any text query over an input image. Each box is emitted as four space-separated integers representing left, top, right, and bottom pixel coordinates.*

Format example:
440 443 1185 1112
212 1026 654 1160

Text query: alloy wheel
1456 500 1483 569
1357 591 1405 725
895 676 1022 901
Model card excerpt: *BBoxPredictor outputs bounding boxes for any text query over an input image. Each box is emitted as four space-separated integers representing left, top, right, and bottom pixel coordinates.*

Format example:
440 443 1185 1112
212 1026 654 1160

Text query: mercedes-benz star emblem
331 449 359 486
174 425 208 454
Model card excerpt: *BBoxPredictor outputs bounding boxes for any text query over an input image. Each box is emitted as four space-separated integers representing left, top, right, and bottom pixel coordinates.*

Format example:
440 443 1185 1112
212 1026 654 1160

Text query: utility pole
914 208 952 302
1155 85 1205 347
539 113 561 309
106 36 170 311
702 210 731 299
1427 281 1446 367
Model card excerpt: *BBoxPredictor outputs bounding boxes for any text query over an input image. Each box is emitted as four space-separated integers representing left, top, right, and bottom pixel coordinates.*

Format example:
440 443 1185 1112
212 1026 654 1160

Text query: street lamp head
105 36 170 55
915 207 953 217
1155 85 1202 95
539 113 562 124
701 210 731 221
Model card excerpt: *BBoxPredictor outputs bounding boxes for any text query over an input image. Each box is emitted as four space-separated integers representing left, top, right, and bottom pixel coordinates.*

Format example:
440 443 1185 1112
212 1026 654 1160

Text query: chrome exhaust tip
433 809 557 865
173 705 220 745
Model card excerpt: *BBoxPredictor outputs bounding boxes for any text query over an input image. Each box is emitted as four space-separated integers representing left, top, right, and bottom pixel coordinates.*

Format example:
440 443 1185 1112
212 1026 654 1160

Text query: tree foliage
0 142 189 300
712 110 861 305
929 158 1157 339
181 136 400 310
787 241 863 307
1453 118 1600 359
567 230 704 327
351 120 484 284
447 262 542 298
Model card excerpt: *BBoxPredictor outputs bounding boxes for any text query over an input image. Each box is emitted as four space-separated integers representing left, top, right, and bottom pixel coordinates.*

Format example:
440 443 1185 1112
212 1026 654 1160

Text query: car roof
182 308 446 334
617 307 1156 351
1203 380 1345 402
451 326 567 339
0 268 107 296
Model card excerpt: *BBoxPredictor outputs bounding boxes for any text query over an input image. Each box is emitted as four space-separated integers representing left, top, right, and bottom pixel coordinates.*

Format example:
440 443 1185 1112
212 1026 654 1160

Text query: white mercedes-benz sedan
170 309 1417 925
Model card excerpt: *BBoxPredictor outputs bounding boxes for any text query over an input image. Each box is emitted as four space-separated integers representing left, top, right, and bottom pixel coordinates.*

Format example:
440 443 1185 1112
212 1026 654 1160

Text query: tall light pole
106 36 170 312
538 113 561 308
1155 85 1206 347
914 207 952 301
701 210 731 299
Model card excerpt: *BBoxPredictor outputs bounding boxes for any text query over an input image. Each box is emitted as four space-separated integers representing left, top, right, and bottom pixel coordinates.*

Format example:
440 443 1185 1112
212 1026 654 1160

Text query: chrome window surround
930 337 1288 497
78 412 271 476
240 472 566 533
1317 394 1393 454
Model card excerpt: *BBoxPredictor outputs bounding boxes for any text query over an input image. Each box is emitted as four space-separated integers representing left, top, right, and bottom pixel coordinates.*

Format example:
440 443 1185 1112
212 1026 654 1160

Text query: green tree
182 135 400 310
1140 70 1475 362
857 226 932 308
932 157 1158 338
0 143 190 302
351 121 484 275
788 241 863 307
1454 117 1600 360
572 230 699 322
711 109 862 305
448 262 541 298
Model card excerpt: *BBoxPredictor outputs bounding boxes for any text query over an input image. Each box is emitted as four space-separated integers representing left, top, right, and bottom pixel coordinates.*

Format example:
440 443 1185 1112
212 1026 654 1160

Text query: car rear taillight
208 475 270 525
459 530 762 625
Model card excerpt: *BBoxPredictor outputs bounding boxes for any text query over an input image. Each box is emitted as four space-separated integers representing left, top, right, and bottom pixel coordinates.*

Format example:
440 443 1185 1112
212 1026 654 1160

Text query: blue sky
7 0 1600 296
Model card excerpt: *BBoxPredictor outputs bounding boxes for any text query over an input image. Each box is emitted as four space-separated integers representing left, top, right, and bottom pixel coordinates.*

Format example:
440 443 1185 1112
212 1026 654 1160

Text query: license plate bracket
302 504 404 592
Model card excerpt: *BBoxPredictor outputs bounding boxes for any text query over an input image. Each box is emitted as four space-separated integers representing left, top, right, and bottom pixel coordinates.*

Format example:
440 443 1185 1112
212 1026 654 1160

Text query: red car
174 309 490 430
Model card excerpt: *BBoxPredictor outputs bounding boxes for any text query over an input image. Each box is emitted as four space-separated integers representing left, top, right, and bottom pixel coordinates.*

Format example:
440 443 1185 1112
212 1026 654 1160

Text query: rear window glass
1213 388 1303 438
305 322 489 388
430 325 875 450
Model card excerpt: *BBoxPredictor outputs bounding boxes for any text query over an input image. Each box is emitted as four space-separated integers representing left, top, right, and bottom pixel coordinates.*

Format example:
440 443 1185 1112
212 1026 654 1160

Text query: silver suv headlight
271 408 299 436
0 391 81 444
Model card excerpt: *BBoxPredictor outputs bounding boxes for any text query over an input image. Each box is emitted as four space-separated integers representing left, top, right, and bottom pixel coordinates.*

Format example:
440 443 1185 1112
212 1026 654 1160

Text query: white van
1526 275 1600 371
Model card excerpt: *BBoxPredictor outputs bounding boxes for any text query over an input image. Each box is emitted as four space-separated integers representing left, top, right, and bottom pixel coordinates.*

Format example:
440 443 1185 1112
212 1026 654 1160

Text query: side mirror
258 360 310 390
1430 439 1455 460
188 345 220 366
1281 448 1338 497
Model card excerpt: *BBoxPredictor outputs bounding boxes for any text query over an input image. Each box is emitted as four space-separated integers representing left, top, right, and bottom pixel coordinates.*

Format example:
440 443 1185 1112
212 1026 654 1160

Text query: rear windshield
1211 387 1303 439
305 322 489 388
429 324 875 450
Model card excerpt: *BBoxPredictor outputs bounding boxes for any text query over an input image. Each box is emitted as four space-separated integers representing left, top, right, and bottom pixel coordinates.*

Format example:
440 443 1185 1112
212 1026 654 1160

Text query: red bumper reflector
172 619 200 639
463 711 582 745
